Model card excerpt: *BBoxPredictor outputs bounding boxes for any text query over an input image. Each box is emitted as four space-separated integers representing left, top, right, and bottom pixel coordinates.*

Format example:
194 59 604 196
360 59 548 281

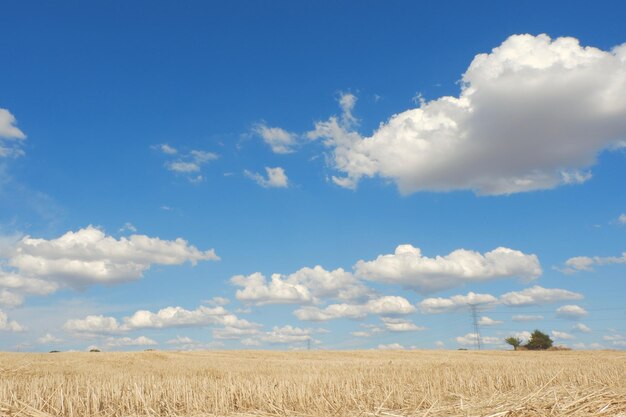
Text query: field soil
0 350 625 416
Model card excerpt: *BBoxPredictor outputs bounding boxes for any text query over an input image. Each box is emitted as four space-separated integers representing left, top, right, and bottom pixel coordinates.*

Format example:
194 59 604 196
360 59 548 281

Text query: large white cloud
1 226 218 292
355 244 540 293
231 266 371 305
294 295 415 321
305 34 626 195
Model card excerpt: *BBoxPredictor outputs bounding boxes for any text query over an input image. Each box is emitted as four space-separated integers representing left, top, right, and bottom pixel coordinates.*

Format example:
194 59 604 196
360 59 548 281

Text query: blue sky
0 0 625 351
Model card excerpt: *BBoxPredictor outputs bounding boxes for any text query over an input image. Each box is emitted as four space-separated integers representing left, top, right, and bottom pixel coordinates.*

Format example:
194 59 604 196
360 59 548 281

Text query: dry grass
0 350 624 417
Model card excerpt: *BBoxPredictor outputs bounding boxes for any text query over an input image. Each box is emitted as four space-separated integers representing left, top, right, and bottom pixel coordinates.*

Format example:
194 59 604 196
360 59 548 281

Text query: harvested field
0 350 624 417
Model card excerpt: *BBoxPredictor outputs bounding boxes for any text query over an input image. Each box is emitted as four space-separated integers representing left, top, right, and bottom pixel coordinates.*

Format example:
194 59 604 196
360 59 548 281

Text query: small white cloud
618 214 626 224
499 286 583 306
158 144 178 155
551 330 575 340
106 336 157 347
245 167 289 188
351 331 371 337
573 323 591 333
119 222 137 233
205 296 230 306
253 123 298 154
166 336 196 345
377 343 405 350
561 252 626 273
380 317 426 332
189 150 218 163
38 333 63 344
294 296 415 321
0 309 25 332
0 108 26 158
455 333 502 346
241 338 261 346
555 305 588 319
167 161 200 173
419 292 498 314
435 341 445 349
512 314 544 322
64 315 122 334
478 316 503 326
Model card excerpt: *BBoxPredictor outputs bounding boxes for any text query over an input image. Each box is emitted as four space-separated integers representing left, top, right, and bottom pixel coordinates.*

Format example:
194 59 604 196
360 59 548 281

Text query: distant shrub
89 349 101 353
49 350 61 353
548 345 572 351
525 330 554 350
505 337 522 350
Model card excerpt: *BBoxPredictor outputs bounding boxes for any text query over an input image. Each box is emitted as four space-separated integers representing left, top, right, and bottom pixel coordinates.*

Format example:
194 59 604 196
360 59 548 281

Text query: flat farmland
0 350 624 417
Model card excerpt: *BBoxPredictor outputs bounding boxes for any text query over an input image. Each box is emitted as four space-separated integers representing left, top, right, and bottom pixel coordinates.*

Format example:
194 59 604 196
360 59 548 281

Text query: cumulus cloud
231 272 313 305
294 296 415 321
355 244 541 294
106 336 157 347
618 214 626 225
551 330 575 340
561 252 626 273
478 316 503 326
64 305 258 335
166 336 196 345
231 266 371 305
253 124 298 154
244 167 289 188
573 323 592 333
419 292 498 313
63 315 122 334
499 286 583 306
0 108 26 158
259 325 319 344
156 144 178 155
1 226 218 291
156 145 218 181
421 286 583 314
455 333 502 347
0 289 23 308
38 333 62 344
555 304 588 319
380 317 425 332
0 309 25 332
304 34 626 195
377 343 405 350
205 296 230 306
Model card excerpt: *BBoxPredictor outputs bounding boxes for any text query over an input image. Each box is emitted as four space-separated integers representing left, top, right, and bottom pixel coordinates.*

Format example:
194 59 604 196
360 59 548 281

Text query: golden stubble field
0 350 624 417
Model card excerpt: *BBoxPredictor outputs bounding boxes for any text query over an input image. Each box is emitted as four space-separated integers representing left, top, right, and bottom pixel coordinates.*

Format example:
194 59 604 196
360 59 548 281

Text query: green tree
525 330 553 350
505 336 522 350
